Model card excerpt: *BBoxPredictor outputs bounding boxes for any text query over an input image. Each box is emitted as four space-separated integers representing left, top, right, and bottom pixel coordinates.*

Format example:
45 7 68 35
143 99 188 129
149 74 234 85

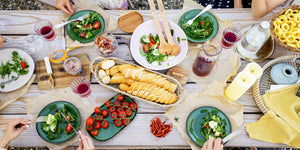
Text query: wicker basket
270 5 300 52
90 56 186 107
253 54 300 114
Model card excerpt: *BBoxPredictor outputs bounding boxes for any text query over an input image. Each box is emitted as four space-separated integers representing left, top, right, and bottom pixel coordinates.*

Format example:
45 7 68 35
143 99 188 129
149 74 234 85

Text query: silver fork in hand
54 13 89 29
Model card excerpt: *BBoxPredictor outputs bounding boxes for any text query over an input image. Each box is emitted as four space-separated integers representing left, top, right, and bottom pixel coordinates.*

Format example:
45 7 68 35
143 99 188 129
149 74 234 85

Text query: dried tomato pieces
150 117 172 138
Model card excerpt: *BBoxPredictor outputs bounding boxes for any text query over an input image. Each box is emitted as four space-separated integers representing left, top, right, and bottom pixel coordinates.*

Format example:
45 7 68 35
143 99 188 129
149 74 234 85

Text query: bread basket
253 54 300 114
270 5 300 52
90 56 186 107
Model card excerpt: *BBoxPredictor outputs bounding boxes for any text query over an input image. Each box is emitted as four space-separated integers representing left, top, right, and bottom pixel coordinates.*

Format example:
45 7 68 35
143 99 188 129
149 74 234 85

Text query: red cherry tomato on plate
93 21 101 29
94 121 101 129
125 109 133 117
86 125 93 131
114 119 122 127
94 107 101 114
111 112 118 119
86 117 94 126
118 111 126 118
21 61 27 69
101 120 109 129
109 106 116 113
105 101 112 108
102 110 108 117
129 102 137 110
122 119 130 126
122 101 129 108
66 123 72 133
114 101 121 107
90 129 98 136
117 95 124 101
117 107 124 112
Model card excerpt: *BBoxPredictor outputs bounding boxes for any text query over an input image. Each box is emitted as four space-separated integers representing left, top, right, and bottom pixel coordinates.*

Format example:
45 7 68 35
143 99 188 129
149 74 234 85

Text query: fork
185 4 212 25
54 13 89 29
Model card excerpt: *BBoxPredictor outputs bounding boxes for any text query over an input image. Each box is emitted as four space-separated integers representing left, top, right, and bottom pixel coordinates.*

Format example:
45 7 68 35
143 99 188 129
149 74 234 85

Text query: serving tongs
44 57 55 88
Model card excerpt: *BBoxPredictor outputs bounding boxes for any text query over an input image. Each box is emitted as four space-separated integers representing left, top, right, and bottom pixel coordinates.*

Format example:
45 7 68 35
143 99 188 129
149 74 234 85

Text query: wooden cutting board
37 54 91 90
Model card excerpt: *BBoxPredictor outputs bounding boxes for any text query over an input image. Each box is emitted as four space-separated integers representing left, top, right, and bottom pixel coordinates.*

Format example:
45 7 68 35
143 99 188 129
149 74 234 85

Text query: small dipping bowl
150 115 173 138
94 33 118 56
63 57 85 76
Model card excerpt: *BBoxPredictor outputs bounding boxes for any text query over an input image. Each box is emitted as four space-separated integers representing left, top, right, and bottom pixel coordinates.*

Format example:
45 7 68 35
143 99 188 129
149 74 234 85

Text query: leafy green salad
200 112 227 140
41 104 77 140
181 16 214 39
0 51 29 89
139 33 175 66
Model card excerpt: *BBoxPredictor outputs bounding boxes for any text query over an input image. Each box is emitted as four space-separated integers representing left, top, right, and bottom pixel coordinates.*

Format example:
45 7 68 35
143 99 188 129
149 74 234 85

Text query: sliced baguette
136 71 146 81
127 82 139 94
125 79 135 85
98 69 106 80
102 75 110 84
119 64 134 72
168 93 178 104
146 87 160 101
119 83 129 91
168 83 177 93
109 65 120 76
163 92 173 104
132 82 144 96
132 68 144 80
155 91 169 103
110 73 125 84
137 83 151 97
142 84 156 99
140 73 156 83
151 88 165 102
98 59 115 69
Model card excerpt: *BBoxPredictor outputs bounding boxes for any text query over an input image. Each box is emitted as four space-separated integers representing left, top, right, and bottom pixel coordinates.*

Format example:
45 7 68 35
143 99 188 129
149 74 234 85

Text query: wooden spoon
148 0 172 55
156 0 180 56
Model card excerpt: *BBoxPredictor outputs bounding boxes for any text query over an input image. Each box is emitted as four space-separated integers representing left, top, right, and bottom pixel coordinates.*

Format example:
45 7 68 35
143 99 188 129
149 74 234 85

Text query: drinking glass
221 27 242 49
192 41 223 77
34 20 56 41
71 77 95 105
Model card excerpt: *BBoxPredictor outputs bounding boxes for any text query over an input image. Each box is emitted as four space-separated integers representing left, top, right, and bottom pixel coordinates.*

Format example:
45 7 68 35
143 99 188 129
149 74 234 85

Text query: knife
60 112 79 135
44 57 54 88
222 123 245 143
61 20 66 50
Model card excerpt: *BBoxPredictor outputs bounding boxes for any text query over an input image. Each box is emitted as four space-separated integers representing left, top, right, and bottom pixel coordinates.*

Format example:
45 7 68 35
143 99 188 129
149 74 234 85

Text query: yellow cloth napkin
246 83 300 148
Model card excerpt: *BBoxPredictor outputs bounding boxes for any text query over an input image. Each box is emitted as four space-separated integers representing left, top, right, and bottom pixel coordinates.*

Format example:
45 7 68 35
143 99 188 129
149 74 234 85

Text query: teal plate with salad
66 10 105 43
186 106 231 147
36 101 81 143
86 94 137 141
179 9 219 43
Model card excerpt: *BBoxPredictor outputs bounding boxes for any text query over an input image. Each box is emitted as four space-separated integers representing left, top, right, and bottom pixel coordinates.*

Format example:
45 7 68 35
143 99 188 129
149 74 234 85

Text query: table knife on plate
44 57 54 88
222 123 245 143
60 112 79 135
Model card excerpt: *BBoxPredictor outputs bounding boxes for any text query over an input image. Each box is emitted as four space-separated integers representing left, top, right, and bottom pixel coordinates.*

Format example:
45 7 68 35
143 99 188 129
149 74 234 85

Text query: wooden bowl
118 11 144 33
270 5 300 52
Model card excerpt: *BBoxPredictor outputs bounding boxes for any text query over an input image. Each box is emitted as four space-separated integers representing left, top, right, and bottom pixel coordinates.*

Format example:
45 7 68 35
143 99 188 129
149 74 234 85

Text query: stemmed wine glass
71 77 96 105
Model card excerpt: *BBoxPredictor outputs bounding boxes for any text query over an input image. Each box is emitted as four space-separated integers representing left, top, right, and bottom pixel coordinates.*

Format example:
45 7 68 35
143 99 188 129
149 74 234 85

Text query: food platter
66 10 105 43
178 9 219 43
0 48 34 92
186 106 231 147
86 94 137 141
36 101 81 143
130 20 188 71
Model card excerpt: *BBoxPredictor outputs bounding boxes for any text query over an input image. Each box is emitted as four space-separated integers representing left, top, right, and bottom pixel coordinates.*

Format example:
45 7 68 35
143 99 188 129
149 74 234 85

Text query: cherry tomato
111 112 118 119
200 21 204 26
84 24 91 28
105 101 112 108
93 21 100 29
114 119 122 127
114 101 121 107
66 115 71 121
93 121 101 129
95 115 103 121
117 107 124 112
101 120 109 129
125 109 133 117
109 106 116 113
94 107 101 114
118 111 126 118
80 32 86 37
102 110 108 117
66 123 72 133
90 129 98 136
21 61 27 69
117 95 124 101
129 102 137 110
86 117 94 126
203 124 209 129
122 101 129 108
122 119 130 126
86 125 93 131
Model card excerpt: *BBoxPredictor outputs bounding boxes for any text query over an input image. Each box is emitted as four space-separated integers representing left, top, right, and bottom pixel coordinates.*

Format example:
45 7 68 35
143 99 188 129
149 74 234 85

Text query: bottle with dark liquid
192 41 222 77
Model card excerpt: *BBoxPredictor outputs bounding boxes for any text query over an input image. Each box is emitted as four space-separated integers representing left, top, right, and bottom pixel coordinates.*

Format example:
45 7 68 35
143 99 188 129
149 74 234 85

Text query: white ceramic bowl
130 20 188 70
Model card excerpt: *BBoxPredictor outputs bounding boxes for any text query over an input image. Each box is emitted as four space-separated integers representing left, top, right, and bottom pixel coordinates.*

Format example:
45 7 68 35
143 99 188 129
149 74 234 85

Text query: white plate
0 48 34 92
130 20 188 70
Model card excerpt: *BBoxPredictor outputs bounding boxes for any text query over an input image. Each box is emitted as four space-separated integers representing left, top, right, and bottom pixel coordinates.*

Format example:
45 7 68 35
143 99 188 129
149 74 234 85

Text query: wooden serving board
37 54 91 90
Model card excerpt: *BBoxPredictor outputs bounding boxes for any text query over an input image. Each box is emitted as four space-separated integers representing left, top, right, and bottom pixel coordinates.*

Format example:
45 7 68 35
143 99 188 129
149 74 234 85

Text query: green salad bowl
186 106 231 147
66 10 105 43
36 101 81 143
179 9 219 43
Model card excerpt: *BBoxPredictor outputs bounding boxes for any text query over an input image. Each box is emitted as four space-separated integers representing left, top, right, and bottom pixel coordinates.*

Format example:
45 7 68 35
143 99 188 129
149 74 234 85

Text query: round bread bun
118 11 144 33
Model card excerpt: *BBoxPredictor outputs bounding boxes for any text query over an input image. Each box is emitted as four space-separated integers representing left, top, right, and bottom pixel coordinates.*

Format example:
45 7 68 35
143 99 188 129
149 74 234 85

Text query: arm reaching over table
56 0 75 15
78 131 95 150
202 138 223 150
252 0 286 18
0 118 31 149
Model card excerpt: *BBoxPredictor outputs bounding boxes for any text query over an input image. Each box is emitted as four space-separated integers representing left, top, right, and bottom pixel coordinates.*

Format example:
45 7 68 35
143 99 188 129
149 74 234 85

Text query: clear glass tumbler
34 20 56 41
221 26 242 49
192 41 223 77
71 77 95 105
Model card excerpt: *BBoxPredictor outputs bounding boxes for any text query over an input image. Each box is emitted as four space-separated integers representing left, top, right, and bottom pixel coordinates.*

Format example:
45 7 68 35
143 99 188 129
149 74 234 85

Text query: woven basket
270 5 300 52
90 56 186 107
253 54 300 114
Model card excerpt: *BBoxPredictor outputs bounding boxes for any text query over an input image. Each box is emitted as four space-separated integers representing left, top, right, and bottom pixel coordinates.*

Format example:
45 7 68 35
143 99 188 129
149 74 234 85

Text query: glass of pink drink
71 77 95 105
34 20 56 41
221 27 242 49
192 41 223 77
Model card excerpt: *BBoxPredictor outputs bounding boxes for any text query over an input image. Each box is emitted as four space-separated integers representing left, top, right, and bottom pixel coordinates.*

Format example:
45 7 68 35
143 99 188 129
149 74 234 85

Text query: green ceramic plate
186 106 231 147
178 9 219 42
88 95 137 141
66 10 105 43
36 101 81 143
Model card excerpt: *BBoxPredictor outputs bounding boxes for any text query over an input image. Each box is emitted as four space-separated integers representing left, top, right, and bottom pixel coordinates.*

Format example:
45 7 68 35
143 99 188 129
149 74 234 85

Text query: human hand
56 0 75 15
202 138 223 150
0 118 31 148
0 36 4 48
78 131 94 150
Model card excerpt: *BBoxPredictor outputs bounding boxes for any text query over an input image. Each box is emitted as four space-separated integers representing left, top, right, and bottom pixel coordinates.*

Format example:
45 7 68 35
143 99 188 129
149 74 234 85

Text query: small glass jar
94 33 118 56
63 57 83 75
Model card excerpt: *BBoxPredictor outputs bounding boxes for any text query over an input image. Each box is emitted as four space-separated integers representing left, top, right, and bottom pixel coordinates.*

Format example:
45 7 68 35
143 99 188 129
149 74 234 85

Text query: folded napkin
246 83 300 148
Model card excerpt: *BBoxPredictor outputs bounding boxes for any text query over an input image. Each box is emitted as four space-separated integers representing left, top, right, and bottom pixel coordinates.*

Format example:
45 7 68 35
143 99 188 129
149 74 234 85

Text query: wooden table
0 8 295 149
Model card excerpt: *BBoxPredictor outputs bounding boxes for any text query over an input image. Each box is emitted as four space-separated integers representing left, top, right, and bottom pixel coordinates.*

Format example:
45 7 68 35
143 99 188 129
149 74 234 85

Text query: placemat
165 81 243 150
26 87 94 150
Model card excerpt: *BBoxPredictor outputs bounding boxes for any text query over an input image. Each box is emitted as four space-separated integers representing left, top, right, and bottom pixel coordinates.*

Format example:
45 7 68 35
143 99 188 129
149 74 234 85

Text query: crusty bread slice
151 88 165 102
109 65 120 76
146 87 160 101
153 77 167 88
136 71 146 81
140 73 156 83
137 83 150 97
125 79 135 85
98 69 106 80
168 93 178 104
155 91 169 103
102 75 110 84
110 73 125 84
132 82 144 96
142 84 156 99
133 69 145 81
98 59 115 69
124 68 132 78
119 64 134 72
163 81 173 92
164 92 173 104
119 83 129 91
168 83 177 93
127 82 139 94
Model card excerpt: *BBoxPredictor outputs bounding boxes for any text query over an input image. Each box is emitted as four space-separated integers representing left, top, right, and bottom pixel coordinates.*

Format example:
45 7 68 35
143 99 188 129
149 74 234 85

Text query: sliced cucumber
168 56 176 60
151 61 159 66
152 49 160 56
140 35 150 44
162 56 169 62
140 46 145 56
